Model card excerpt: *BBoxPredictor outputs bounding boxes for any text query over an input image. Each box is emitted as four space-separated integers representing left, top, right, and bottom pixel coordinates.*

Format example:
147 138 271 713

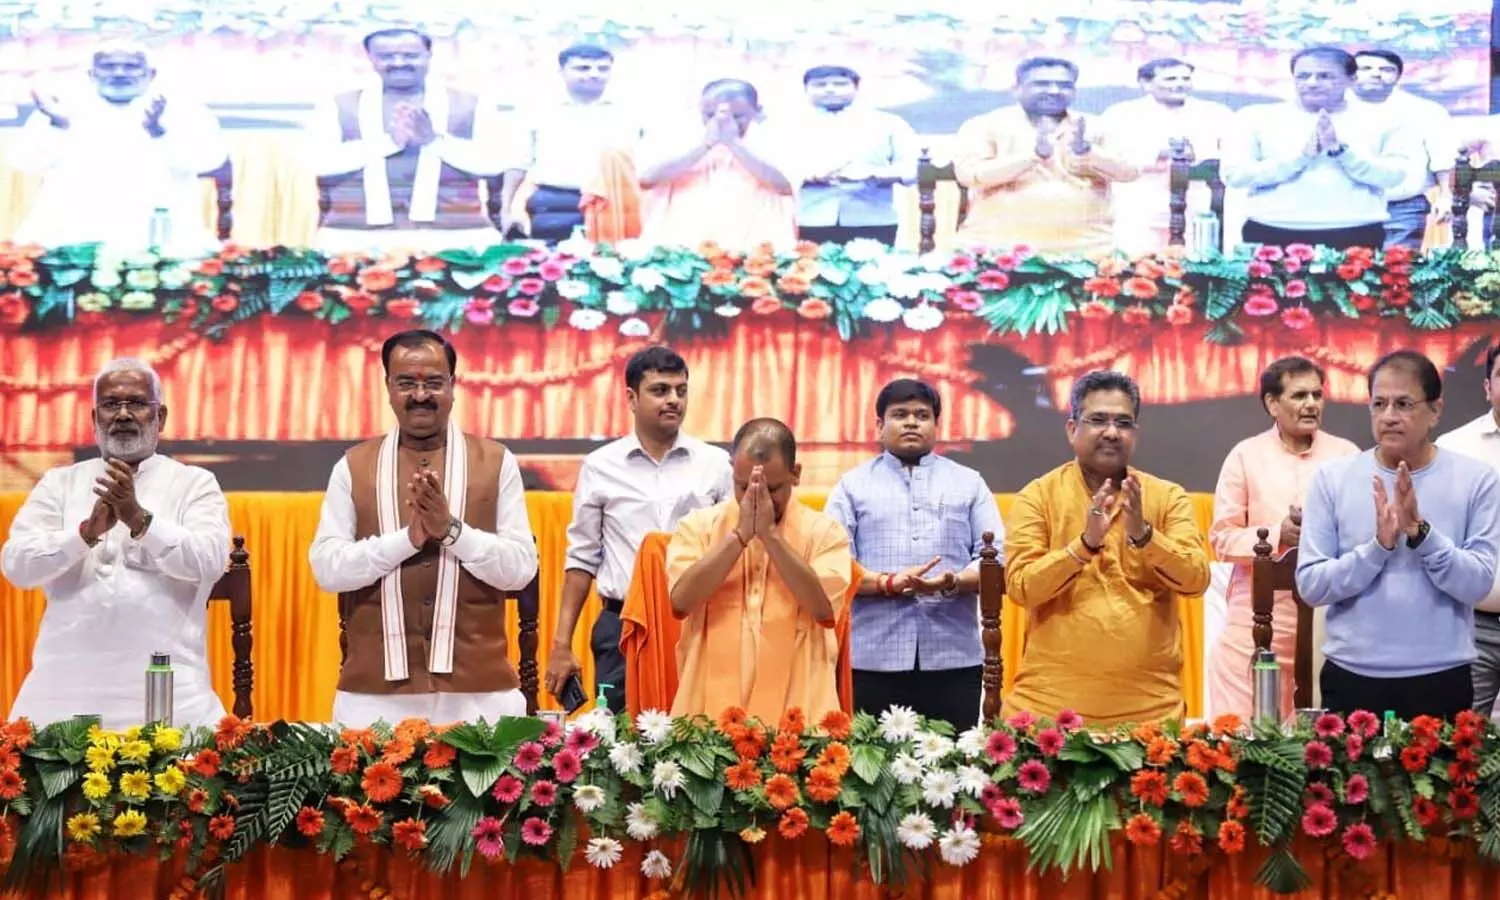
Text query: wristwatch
1127 524 1155 549
1326 143 1348 158
439 517 462 548
1405 519 1430 549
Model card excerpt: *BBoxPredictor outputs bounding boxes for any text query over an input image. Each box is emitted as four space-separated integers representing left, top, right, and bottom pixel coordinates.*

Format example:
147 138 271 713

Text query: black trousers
798 224 899 246
853 659 982 729
1320 659 1471 721
590 603 626 715
1241 219 1384 251
525 185 586 244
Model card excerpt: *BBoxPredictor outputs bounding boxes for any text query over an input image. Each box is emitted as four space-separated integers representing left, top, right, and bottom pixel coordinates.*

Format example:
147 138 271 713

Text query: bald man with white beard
0 358 230 729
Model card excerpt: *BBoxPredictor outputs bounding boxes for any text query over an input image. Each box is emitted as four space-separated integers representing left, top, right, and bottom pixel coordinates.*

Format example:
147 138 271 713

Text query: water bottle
145 652 174 726
1188 212 1220 260
1250 649 1281 729
148 207 171 252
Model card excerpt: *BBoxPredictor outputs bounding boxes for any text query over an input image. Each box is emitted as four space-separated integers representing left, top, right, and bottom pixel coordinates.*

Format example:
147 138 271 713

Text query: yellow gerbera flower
118 740 152 765
153 766 187 796
117 770 151 801
123 726 143 742
65 812 101 843
85 746 116 773
111 809 147 838
152 727 183 752
81 772 112 802
87 727 121 750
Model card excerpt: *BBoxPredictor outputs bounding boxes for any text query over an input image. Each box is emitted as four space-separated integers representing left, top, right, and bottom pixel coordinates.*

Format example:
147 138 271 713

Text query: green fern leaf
1255 843 1312 893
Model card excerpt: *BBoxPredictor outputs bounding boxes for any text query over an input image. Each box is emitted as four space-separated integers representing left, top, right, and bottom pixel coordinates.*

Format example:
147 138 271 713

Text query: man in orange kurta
665 418 851 723
1004 370 1209 727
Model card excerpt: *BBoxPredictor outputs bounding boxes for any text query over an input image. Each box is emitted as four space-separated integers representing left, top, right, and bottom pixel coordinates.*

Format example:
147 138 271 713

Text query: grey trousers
1471 612 1500 716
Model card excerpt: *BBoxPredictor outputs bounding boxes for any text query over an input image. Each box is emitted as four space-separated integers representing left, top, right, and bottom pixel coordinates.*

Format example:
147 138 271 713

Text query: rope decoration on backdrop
0 331 204 393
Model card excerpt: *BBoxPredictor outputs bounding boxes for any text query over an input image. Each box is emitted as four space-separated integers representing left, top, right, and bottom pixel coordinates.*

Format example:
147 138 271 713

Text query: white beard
95 419 159 463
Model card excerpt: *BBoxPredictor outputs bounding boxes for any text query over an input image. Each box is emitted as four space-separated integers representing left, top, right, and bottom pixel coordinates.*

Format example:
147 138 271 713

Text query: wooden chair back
314 176 508 233
1451 149 1500 247
1250 527 1314 708
1166 156 1225 248
208 536 253 719
336 539 544 714
916 148 969 253
978 531 1006 722
200 161 234 242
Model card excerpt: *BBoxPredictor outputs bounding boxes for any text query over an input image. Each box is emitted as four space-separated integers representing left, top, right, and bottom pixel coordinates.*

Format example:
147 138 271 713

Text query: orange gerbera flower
423 742 457 770
765 774 799 810
1172 771 1210 808
778 808 810 839
1185 741 1219 774
1124 813 1161 846
295 807 325 837
1145 737 1178 767
725 760 763 792
214 716 252 751
769 734 806 774
732 726 767 762
192 750 221 778
381 738 415 766
330 746 360 776
361 761 404 804
1217 820 1246 854
826 811 860 846
392 818 428 852
339 729 378 754
717 707 749 732
805 765 843 804
1129 770 1168 806
778 708 807 735
817 742 852 777
818 710 852 741
207 815 235 841
1210 713 1244 735
344 804 383 836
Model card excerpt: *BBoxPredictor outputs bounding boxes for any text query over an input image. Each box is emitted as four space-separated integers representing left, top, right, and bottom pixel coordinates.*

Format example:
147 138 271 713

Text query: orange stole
620 531 857 718
512 149 641 243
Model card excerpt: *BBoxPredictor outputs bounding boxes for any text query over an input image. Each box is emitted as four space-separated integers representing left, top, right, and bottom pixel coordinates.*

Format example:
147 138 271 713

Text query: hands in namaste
407 469 455 547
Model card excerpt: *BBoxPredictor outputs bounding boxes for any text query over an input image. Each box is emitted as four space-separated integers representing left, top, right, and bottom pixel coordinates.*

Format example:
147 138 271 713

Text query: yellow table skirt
0 490 1210 722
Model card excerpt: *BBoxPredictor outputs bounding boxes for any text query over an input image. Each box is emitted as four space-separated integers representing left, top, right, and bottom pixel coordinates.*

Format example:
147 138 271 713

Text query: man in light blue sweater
1297 351 1500 719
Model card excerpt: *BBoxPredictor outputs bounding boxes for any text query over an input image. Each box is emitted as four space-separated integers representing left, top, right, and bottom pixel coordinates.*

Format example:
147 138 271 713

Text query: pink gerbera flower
530 780 558 807
985 731 1017 765
471 816 506 858
1005 711 1037 733
1017 760 1051 795
491 774 524 804
539 718 564 747
1313 713 1345 739
1346 710 1379 739
991 796 1024 830
1303 741 1333 769
1301 804 1337 838
565 729 600 755
1345 774 1369 806
1341 822 1376 860
1304 782 1334 808
521 816 553 846
514 741 545 774
1035 728 1065 757
551 748 583 784
1054 710 1084 732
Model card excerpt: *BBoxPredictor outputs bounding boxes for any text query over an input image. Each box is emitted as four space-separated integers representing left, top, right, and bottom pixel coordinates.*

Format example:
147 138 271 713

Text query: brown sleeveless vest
322 88 492 231
337 432 519 695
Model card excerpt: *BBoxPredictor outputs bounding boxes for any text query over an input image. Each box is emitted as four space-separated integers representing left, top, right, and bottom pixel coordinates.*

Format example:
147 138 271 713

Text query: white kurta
0 455 231 730
308 447 539 727
9 95 227 254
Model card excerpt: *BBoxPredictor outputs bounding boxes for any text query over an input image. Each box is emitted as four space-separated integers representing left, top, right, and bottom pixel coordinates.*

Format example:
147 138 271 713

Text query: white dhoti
312 226 502 255
331 689 526 727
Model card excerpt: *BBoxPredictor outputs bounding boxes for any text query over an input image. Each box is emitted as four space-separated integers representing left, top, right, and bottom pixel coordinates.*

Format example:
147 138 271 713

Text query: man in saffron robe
1005 370 1210 726
665 418 850 723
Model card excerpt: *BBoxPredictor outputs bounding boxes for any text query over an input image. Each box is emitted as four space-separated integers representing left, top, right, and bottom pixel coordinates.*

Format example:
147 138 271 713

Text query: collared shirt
951 106 1139 256
793 105 918 228
822 451 1004 672
1351 89 1456 201
10 95 226 254
1437 412 1500 611
666 499 851 722
639 123 799 250
510 95 643 189
1004 461 1210 726
1222 101 1410 229
308 451 538 595
0 455 231 729
564 432 733 599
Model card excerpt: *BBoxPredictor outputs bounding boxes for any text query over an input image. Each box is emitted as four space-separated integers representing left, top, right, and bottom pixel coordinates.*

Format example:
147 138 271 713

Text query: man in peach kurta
665 418 851 723
953 57 1137 256
1005 371 1209 727
638 79 797 251
1207 357 1360 718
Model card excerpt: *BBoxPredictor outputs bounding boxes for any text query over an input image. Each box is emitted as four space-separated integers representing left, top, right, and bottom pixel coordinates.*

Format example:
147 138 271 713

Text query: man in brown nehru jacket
309 330 538 725
308 28 509 253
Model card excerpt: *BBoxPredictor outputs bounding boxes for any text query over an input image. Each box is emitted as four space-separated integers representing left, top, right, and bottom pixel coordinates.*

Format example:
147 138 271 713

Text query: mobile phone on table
559 674 589 714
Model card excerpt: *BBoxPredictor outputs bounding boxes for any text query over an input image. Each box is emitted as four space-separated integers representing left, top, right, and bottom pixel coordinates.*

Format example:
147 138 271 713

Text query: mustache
406 400 438 410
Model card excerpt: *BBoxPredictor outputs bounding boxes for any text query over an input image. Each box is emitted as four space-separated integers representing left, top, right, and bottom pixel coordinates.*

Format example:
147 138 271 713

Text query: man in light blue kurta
823 379 1004 728
1297 350 1500 719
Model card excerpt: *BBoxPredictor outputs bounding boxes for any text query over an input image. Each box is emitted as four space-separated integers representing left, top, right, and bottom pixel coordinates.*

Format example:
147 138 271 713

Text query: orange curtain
20 834 1500 898
0 491 1209 723
3 317 1495 453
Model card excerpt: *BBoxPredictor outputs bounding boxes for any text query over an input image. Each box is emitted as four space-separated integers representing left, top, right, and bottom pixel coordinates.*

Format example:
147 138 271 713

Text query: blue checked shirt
823 452 1005 672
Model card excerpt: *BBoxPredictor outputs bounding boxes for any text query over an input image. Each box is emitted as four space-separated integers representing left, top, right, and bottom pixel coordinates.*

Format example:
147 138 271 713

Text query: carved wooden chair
1450 149 1500 247
916 148 969 254
199 160 234 241
1166 155 1226 249
1250 527 1315 708
336 542 544 715
314 176 509 233
209 536 253 718
977 531 1006 722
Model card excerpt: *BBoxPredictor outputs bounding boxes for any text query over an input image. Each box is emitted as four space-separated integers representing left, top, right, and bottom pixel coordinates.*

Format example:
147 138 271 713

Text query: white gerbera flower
556 234 597 259
573 708 617 744
613 239 652 262
914 731 955 764
896 812 937 850
589 256 625 282
902 303 944 332
651 760 685 799
584 836 623 869
955 765 989 798
604 289 637 315
889 753 924 785
557 279 591 300
625 802 659 840
641 849 673 879
635 710 674 745
572 784 607 813
629 267 666 292
920 770 958 809
862 297 903 322
713 302 742 317
617 316 651 337
955 727 988 759
878 706 921 742
568 308 606 331
938 824 982 866
608 742 643 776
843 238 887 263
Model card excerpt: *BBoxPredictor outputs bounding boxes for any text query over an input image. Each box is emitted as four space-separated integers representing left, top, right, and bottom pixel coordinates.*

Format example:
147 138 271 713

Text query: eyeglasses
1077 414 1137 432
97 399 155 415
1369 398 1426 415
391 376 451 394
